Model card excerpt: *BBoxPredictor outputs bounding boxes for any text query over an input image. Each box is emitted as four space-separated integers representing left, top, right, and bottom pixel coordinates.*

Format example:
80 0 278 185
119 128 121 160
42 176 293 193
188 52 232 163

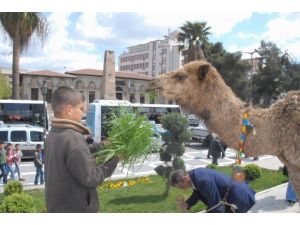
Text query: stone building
19 69 154 106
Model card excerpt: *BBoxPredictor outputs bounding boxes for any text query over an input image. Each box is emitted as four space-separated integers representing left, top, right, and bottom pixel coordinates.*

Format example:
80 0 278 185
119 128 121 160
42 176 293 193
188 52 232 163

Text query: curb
255 182 287 195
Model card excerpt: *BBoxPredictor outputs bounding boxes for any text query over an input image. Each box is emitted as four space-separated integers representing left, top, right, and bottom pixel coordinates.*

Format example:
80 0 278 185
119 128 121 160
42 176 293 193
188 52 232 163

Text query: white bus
0 100 49 130
0 100 49 157
86 99 181 142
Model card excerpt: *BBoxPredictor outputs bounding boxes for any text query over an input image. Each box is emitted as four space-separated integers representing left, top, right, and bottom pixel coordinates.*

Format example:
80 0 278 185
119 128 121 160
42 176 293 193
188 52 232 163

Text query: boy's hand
116 154 123 161
85 135 94 145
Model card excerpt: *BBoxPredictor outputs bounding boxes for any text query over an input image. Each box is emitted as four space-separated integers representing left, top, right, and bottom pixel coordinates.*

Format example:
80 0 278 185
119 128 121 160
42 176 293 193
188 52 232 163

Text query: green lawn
0 166 288 213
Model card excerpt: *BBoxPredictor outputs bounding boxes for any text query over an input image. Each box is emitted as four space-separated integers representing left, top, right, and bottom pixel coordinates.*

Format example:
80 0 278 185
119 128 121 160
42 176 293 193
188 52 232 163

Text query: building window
89 91 95 103
31 88 38 100
116 93 122 100
140 94 145 103
46 89 52 103
130 93 135 103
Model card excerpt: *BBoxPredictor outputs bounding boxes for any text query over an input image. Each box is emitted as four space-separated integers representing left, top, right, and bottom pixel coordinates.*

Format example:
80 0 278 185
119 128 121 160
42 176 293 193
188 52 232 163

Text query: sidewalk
243 156 299 213
249 182 299 213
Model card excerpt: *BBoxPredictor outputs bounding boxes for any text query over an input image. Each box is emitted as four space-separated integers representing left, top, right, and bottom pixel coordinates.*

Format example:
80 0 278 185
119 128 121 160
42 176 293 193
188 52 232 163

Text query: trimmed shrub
206 163 219 169
243 164 262 181
160 150 172 162
155 113 190 195
0 193 35 213
4 180 23 196
172 157 186 170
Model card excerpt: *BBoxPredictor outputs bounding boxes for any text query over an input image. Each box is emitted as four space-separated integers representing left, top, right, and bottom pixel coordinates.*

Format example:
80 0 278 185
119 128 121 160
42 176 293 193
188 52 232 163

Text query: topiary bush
4 180 23 196
0 193 35 213
172 157 186 170
243 164 262 181
155 112 191 195
206 163 219 169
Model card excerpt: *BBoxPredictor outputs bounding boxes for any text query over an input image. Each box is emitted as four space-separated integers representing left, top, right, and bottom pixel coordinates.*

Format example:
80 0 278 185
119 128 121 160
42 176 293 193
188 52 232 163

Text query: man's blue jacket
186 168 256 213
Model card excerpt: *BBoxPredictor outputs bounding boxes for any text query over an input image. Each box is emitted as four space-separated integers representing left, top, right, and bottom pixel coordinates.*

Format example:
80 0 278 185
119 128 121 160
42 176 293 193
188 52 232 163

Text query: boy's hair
51 86 85 116
170 170 188 186
36 144 42 148
15 143 20 147
6 143 12 147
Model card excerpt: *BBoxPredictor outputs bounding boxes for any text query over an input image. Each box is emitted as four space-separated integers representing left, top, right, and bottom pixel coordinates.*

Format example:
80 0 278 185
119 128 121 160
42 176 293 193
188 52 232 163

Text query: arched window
74 79 85 92
88 81 96 103
129 84 136 103
139 85 145 103
116 86 123 100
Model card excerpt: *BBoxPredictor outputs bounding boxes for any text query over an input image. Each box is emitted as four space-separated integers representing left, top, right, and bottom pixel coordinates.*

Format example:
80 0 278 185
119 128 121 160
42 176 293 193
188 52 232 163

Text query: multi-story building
119 30 181 77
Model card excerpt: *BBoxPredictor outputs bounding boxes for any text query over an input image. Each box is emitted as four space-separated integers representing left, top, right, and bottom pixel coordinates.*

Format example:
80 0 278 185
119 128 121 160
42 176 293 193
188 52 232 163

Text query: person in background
6 143 16 181
170 168 256 213
208 133 225 165
220 140 227 158
14 144 25 181
0 141 7 184
283 165 298 205
34 144 44 185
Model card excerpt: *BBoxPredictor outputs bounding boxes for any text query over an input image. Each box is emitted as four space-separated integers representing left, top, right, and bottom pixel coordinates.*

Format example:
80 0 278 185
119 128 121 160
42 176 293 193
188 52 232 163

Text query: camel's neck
191 79 245 148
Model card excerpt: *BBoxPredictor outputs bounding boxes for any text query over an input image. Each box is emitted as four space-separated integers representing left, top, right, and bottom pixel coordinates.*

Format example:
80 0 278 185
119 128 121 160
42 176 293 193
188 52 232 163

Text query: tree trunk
12 35 20 100
197 47 205 60
196 42 205 60
163 177 171 196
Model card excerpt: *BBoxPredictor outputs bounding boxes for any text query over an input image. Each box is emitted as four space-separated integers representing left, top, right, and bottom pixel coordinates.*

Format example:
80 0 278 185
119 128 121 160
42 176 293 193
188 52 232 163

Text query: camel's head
147 60 220 107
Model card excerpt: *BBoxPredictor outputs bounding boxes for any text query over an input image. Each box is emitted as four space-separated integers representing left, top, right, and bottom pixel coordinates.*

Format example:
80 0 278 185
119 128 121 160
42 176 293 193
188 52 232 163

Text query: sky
1 1 300 73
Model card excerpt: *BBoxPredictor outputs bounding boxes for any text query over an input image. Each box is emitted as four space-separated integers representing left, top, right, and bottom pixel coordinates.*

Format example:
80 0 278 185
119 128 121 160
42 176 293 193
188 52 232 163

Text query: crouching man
170 168 255 213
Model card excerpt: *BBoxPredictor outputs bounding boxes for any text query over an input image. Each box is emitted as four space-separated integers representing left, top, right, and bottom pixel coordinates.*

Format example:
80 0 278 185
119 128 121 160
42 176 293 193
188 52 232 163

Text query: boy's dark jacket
45 118 119 213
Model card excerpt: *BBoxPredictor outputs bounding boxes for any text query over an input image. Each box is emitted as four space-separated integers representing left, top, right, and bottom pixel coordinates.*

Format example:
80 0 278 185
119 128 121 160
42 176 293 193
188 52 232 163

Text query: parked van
0 122 44 158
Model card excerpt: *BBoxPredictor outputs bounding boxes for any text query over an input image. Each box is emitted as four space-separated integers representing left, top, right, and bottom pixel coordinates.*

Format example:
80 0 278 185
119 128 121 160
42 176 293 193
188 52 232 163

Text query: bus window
11 131 27 142
171 108 180 113
30 131 43 142
0 131 8 142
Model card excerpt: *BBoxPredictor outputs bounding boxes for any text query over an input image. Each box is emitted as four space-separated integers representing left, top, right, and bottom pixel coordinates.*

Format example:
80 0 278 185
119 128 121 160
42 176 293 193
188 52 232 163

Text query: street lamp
40 81 48 140
241 49 259 105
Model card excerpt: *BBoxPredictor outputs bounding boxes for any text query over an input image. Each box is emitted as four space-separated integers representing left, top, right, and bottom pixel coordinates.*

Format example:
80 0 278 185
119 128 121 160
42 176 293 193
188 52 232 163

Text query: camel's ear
198 64 210 80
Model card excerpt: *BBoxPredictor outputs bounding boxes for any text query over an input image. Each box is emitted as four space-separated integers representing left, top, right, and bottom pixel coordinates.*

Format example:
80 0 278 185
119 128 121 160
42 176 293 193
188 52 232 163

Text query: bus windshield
0 102 47 129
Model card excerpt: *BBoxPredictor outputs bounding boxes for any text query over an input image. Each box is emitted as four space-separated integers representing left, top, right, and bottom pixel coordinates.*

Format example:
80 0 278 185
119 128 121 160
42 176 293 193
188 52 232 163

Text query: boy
34 144 44 185
0 141 7 184
170 168 255 213
45 86 120 213
14 144 25 181
6 143 16 181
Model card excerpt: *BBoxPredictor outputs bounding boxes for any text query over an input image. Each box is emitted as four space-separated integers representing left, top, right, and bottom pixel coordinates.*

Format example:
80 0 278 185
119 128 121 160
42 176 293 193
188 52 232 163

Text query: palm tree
0 12 49 99
177 21 211 64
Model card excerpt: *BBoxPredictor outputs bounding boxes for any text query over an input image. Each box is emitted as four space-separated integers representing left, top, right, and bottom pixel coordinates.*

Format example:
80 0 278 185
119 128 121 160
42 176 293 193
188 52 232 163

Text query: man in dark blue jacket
170 168 256 213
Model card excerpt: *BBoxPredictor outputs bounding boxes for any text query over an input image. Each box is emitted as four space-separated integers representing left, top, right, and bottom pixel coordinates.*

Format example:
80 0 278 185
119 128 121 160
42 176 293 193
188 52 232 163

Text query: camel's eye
174 74 186 81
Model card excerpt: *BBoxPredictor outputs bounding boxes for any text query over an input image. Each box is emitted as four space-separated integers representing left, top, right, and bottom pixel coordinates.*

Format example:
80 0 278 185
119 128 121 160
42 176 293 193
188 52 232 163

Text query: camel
148 60 300 199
